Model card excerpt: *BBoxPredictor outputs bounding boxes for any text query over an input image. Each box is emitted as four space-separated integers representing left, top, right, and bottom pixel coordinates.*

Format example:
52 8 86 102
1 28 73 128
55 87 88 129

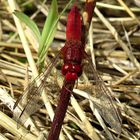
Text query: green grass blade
14 11 40 41
38 0 58 65
38 0 74 70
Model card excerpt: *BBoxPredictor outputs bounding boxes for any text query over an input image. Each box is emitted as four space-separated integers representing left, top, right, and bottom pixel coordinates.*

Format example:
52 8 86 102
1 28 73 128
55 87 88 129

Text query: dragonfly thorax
61 40 83 81
61 40 83 64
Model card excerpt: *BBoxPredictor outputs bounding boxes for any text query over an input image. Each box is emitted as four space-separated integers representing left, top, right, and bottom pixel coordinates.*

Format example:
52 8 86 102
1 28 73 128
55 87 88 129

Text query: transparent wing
86 57 122 134
13 53 60 125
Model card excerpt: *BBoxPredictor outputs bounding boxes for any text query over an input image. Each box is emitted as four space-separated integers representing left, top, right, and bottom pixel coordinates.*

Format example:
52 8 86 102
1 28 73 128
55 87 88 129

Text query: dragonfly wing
13 81 45 124
87 58 122 134
13 53 60 125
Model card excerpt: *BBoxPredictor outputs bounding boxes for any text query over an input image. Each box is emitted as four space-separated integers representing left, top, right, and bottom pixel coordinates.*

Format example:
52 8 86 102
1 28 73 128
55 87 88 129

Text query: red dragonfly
14 1 122 140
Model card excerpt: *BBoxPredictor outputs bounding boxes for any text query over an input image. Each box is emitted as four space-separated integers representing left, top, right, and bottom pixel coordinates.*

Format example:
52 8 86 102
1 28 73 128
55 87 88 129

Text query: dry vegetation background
0 0 140 140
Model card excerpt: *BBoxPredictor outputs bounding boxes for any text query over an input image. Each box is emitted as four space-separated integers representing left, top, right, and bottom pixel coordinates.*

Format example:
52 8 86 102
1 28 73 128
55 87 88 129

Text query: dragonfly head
62 63 82 81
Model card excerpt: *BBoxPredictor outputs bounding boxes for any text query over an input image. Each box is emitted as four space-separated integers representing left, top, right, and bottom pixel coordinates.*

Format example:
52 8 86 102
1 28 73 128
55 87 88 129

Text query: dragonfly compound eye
71 64 82 77
62 64 72 76
62 64 82 77
65 72 78 81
